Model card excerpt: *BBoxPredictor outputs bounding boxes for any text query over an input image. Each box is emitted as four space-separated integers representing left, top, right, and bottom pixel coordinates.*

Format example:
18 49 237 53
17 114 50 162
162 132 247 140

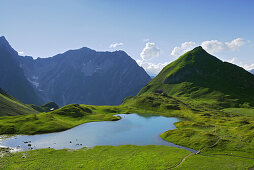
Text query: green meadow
1 47 254 169
1 146 254 170
1 94 254 169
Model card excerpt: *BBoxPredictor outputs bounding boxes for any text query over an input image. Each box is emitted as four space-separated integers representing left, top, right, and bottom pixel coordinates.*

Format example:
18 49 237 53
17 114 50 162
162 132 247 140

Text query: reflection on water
0 114 196 152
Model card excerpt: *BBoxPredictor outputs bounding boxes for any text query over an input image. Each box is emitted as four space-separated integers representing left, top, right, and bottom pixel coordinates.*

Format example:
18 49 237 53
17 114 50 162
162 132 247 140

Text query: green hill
0 88 39 116
138 46 254 108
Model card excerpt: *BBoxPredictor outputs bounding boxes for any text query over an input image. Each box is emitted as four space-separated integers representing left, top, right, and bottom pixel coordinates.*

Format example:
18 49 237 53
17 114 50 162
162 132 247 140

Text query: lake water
0 113 196 152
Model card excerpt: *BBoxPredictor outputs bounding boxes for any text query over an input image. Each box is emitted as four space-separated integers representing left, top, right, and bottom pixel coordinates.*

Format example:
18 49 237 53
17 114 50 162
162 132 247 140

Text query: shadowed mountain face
0 37 43 105
139 46 254 107
6 40 150 106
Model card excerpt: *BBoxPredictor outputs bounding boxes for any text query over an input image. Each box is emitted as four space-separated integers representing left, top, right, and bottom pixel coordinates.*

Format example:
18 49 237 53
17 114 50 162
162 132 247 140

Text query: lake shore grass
0 94 254 169
1 145 254 170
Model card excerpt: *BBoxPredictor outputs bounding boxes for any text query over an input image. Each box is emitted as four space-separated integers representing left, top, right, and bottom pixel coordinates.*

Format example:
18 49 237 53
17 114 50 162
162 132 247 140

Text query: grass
0 89 38 116
123 93 254 154
0 104 122 135
222 107 254 117
0 91 253 169
138 46 254 107
1 46 254 169
1 146 254 170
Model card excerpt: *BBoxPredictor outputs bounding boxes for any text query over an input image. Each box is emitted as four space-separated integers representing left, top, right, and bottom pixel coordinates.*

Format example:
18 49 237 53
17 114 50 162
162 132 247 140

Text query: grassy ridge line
1 93 253 154
0 89 38 116
0 104 123 135
0 100 183 135
1 146 254 170
138 46 254 108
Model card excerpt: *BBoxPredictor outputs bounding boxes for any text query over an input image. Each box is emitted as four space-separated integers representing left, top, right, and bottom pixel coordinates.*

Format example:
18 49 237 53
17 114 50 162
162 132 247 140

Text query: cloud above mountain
140 42 160 60
227 57 254 71
171 41 196 56
140 38 249 75
201 38 246 53
109 42 123 48
136 60 168 75
171 38 246 56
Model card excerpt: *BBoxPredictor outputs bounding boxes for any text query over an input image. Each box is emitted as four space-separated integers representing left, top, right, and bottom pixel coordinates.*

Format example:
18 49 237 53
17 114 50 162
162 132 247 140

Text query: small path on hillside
170 125 254 169
170 126 221 169
172 153 194 169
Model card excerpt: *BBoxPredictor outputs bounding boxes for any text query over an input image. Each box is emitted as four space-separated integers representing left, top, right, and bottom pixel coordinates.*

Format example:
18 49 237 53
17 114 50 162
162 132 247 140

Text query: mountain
0 88 39 116
0 36 43 105
18 47 151 106
250 69 254 74
138 46 254 107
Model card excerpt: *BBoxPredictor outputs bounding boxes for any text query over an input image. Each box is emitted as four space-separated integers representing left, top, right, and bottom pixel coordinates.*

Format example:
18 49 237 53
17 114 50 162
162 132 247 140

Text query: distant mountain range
0 36 43 105
0 36 151 106
250 69 254 74
138 46 254 107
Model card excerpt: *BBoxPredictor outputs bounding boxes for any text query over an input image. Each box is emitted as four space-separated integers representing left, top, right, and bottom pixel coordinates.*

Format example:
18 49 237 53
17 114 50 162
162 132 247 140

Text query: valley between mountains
0 38 254 169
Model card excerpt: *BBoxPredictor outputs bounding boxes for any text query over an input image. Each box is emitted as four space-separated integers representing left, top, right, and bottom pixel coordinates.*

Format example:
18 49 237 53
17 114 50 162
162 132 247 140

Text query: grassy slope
123 93 254 154
0 104 121 135
1 47 254 169
1 87 253 169
0 95 253 169
120 46 254 162
0 89 38 116
138 46 254 108
1 146 254 170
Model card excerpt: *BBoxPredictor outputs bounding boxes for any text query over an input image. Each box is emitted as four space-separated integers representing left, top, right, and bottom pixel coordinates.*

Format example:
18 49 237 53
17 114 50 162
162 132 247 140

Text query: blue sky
1 0 254 75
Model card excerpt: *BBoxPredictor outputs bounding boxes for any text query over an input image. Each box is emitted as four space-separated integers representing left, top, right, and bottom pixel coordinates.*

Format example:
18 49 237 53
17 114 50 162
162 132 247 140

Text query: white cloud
136 59 143 66
109 42 123 48
227 57 238 64
227 57 254 71
201 38 246 53
137 59 168 75
140 42 160 60
201 40 225 53
225 38 246 49
18 51 24 55
170 41 196 56
244 63 254 71
170 38 247 56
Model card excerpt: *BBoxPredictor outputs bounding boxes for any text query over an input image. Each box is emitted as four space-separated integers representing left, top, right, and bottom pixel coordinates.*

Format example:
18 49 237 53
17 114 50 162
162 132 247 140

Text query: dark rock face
0 36 43 105
16 45 151 106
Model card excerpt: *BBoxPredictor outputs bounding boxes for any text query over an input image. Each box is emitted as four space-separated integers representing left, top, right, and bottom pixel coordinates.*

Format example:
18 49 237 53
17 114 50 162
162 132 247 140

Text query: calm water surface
0 114 196 152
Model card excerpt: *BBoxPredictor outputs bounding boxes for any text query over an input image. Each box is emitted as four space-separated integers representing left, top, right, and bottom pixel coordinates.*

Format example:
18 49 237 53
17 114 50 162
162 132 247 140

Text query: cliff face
19 48 151 106
0 36 43 105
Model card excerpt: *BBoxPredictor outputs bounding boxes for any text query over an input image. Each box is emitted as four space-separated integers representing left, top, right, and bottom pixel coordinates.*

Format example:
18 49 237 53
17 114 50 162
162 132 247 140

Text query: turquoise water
0 114 196 152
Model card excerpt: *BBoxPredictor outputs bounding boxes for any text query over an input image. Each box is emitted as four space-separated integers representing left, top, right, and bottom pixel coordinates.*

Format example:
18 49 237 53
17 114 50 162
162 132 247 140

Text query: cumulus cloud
140 42 160 60
137 59 168 75
227 57 254 71
201 38 246 53
170 41 196 56
225 38 246 49
171 38 247 57
109 42 123 48
201 40 225 53
244 63 254 71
